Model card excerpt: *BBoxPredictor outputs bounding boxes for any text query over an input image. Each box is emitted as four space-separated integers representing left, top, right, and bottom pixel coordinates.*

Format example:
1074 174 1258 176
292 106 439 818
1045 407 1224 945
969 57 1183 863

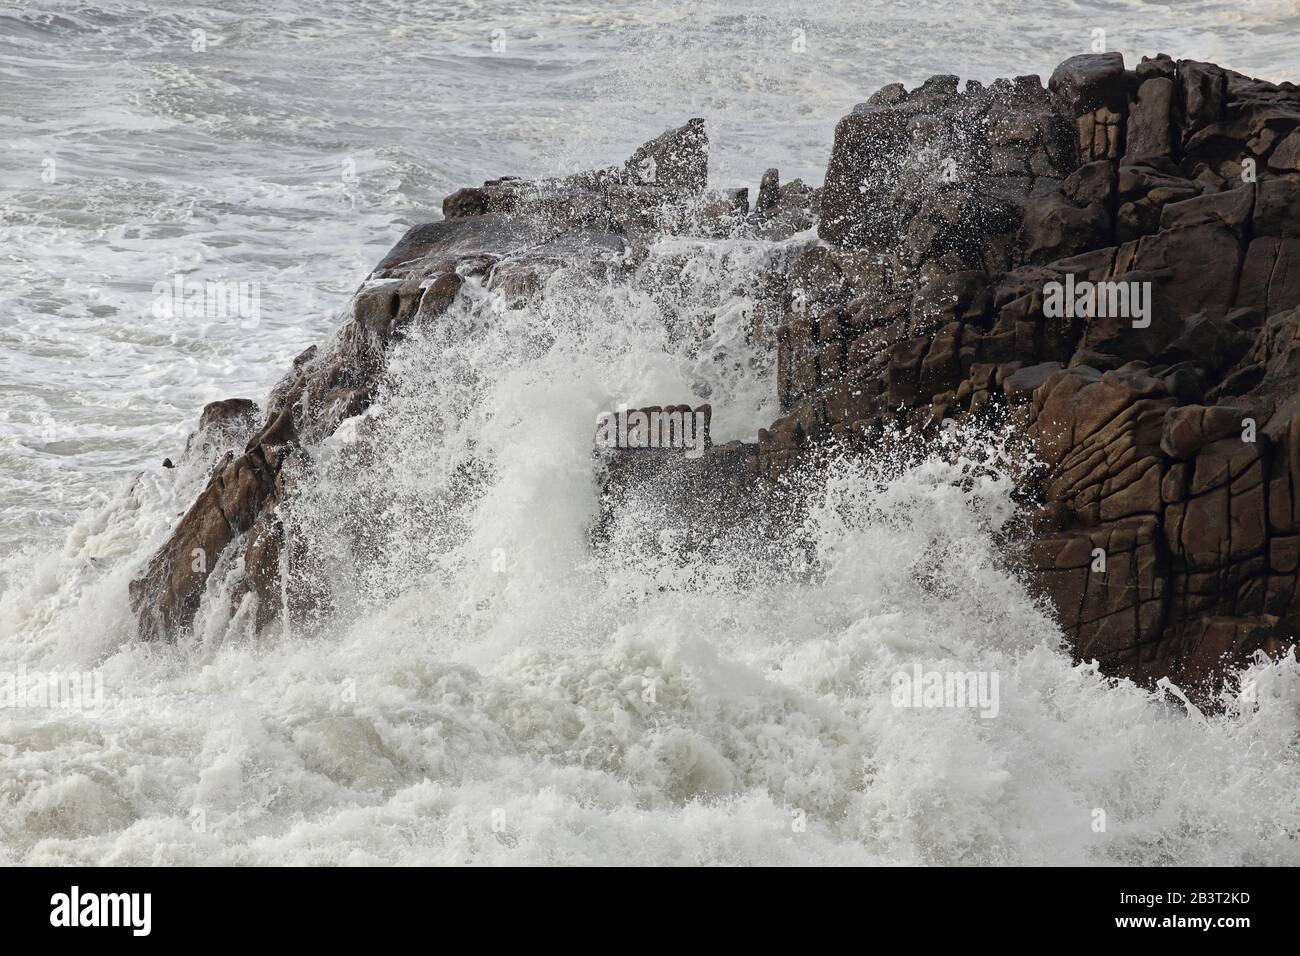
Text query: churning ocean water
2 0 1300 865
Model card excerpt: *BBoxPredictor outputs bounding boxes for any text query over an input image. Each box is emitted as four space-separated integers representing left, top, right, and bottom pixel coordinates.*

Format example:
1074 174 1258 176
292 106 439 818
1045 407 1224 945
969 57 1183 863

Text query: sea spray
1 226 1299 867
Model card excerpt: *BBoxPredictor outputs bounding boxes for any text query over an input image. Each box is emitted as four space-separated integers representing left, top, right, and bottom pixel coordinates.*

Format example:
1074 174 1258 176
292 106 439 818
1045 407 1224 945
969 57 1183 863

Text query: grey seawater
2 0 1298 556
1 0 1299 866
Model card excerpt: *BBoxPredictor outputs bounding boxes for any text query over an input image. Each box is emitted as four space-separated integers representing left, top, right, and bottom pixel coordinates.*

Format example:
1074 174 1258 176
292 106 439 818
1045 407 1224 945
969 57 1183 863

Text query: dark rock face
766 53 1300 694
132 57 1300 697
595 403 730 540
179 398 261 471
623 117 709 192
820 71 1072 270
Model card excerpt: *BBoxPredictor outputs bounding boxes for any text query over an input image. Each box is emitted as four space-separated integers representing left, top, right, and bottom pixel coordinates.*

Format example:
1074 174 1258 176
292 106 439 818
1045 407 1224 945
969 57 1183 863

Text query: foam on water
4 234 1300 865
4 0 1300 865
5 0 1300 554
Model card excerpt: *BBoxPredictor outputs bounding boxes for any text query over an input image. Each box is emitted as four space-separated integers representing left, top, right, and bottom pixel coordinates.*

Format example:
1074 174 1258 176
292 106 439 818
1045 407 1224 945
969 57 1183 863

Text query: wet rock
1123 78 1175 164
196 398 259 436
1160 404 1250 458
129 119 719 641
793 53 1300 695
1049 53 1128 164
130 429 284 642
1179 61 1229 139
1269 128 1300 172
1159 312 1251 373
756 168 781 212
1003 361 1063 402
1049 53 1128 118
1020 161 1115 263
592 405 769 552
622 117 709 193
132 55 1300 700
442 187 490 219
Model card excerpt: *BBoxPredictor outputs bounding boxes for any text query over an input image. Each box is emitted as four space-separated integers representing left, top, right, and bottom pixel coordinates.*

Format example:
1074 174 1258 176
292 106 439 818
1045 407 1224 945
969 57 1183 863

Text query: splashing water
3 228 1300 866
6 0 1300 866
6 0 1300 555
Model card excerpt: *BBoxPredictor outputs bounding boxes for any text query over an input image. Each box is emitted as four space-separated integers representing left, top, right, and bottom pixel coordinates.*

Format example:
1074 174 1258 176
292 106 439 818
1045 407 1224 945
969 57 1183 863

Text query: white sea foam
3 0 1300 866
4 235 1300 865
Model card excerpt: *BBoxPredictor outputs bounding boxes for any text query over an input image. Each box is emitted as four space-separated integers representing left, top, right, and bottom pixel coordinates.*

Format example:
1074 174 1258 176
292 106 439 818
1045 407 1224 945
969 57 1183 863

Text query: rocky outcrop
761 52 1300 693
132 54 1300 697
130 120 733 640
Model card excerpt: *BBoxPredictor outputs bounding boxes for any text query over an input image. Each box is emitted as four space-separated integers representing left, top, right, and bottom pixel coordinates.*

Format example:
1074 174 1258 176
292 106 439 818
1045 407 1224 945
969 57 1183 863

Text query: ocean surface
2 0 1300 864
